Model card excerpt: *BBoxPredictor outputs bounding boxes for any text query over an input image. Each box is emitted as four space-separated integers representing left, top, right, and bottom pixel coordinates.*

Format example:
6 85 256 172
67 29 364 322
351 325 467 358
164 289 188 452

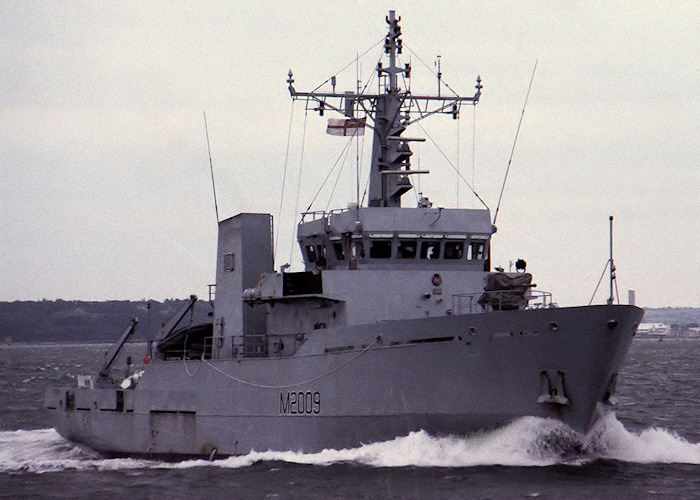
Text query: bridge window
444 241 464 259
420 241 441 260
468 242 485 260
305 245 318 263
351 241 365 260
370 240 392 258
333 242 345 260
305 244 326 266
397 240 417 259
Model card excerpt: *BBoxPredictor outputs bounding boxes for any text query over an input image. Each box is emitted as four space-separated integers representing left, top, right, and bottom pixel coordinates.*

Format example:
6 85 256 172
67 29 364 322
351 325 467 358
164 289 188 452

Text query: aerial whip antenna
203 111 220 223
493 60 538 225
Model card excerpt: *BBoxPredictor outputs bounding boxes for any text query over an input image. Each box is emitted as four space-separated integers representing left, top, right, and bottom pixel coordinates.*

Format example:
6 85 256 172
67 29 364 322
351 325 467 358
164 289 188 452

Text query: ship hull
46 304 642 458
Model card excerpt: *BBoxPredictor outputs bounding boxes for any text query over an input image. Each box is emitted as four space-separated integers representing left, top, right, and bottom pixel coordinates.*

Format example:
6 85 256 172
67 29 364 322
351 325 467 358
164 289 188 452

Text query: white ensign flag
326 117 366 136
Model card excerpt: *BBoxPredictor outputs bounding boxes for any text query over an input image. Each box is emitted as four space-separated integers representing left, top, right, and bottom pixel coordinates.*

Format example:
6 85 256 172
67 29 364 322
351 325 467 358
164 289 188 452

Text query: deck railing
152 336 214 361
300 207 353 224
452 290 554 315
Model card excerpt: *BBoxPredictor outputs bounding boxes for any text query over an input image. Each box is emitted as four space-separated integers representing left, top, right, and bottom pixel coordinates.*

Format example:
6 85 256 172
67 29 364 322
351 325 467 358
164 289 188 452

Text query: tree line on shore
0 299 697 344
0 299 212 344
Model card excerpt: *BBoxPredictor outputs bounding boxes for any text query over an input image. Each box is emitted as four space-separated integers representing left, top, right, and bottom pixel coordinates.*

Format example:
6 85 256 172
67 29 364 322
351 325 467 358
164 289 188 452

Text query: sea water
1 340 698 498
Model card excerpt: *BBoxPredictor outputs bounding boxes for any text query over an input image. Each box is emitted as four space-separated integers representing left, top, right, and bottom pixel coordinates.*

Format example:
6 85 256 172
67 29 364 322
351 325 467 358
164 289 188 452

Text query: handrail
452 290 554 315
156 335 267 361
300 207 353 224
300 210 328 223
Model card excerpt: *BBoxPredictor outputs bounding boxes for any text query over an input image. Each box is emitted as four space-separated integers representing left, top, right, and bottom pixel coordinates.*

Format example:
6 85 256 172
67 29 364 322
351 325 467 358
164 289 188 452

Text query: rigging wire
589 260 610 305
397 47 480 209
310 39 384 93
590 217 621 305
302 135 355 213
301 44 379 213
356 131 367 206
456 108 460 207
403 43 461 98
352 46 380 202
289 106 310 265
416 122 489 210
493 60 538 225
356 52 361 208
360 166 371 207
412 149 421 205
472 103 476 209
590 267 620 305
203 112 219 224
326 141 354 212
275 101 296 265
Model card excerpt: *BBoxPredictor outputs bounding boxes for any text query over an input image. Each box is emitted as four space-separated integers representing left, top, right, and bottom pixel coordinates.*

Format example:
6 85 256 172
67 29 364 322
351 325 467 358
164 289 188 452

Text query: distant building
636 323 669 336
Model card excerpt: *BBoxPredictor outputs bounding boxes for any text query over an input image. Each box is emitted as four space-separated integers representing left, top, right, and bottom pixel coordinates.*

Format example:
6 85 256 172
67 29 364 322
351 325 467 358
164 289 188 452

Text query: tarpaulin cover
478 272 533 310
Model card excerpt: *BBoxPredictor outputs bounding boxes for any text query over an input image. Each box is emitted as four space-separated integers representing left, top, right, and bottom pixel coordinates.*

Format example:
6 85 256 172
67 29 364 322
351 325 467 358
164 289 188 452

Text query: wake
2 412 698 473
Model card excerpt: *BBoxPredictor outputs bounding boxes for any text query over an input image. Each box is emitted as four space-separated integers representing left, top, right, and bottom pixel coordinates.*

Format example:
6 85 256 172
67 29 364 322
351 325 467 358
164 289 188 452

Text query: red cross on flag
326 117 366 136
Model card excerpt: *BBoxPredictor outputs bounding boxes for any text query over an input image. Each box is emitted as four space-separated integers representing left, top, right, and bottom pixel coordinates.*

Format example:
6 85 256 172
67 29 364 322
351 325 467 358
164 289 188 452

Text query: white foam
213 417 581 468
0 429 155 473
584 412 700 464
3 414 698 473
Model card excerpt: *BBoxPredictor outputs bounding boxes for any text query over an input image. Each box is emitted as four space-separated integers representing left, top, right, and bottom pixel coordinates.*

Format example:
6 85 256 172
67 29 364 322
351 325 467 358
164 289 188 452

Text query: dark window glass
351 241 365 259
333 242 345 260
315 244 327 268
420 241 441 260
397 240 417 259
468 242 485 260
305 245 318 263
370 240 392 258
444 241 464 259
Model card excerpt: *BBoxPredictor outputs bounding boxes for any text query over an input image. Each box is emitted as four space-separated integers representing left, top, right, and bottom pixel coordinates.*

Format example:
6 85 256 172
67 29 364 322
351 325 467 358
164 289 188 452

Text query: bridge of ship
296 205 494 272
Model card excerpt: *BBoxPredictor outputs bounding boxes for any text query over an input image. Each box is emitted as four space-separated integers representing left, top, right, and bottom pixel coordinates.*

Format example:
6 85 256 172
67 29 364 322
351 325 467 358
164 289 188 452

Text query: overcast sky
1 1 698 307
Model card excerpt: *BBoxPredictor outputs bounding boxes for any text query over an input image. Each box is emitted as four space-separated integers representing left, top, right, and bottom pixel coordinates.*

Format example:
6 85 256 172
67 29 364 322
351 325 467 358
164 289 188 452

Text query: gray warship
45 11 643 459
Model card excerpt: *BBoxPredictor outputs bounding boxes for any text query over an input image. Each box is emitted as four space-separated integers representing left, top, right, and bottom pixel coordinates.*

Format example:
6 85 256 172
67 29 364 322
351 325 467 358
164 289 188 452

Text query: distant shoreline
1 300 696 343
0 340 147 347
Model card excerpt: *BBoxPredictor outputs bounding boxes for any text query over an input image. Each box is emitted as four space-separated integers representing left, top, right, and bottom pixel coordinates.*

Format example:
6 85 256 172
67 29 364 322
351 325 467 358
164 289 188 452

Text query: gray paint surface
45 11 643 458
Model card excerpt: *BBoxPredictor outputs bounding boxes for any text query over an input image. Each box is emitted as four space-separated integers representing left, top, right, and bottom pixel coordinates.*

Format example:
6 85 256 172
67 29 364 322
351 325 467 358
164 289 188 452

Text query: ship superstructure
45 12 643 459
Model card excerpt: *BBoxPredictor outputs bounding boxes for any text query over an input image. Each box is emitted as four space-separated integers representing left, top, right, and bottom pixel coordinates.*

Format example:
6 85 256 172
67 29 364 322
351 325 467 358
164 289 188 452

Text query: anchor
537 370 569 405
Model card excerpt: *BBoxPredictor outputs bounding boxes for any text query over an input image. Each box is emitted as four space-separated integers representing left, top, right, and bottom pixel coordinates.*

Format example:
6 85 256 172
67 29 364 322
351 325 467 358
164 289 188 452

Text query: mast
368 10 411 207
608 215 616 305
287 10 482 208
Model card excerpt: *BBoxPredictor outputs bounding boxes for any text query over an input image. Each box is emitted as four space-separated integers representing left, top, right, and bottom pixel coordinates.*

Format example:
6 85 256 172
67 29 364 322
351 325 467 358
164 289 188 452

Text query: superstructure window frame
420 241 441 260
444 241 464 259
468 241 486 260
305 244 318 263
397 240 417 259
332 241 345 261
369 239 392 259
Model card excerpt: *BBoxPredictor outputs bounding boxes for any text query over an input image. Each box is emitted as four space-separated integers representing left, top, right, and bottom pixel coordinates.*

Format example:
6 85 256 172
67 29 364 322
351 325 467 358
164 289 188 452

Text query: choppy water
1 340 698 498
